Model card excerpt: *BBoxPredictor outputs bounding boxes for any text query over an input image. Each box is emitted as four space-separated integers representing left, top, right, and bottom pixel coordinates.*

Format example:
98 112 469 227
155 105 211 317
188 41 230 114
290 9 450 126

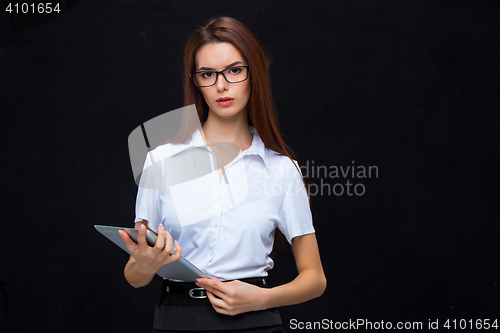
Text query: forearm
262 268 326 310
260 233 326 309
195 233 326 316
123 257 156 288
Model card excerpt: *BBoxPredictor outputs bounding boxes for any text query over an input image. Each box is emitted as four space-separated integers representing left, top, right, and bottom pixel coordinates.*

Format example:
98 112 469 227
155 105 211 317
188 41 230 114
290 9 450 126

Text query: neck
201 109 253 152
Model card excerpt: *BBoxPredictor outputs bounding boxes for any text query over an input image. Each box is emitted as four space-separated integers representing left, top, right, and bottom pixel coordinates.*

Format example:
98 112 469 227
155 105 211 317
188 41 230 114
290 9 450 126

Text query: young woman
119 17 326 332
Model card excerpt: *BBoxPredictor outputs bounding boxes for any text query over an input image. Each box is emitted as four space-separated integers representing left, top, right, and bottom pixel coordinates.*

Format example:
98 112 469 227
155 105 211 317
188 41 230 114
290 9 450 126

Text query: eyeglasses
190 66 250 87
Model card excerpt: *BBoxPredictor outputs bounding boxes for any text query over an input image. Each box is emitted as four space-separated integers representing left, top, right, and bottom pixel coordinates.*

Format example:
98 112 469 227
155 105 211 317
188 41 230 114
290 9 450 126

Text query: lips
216 97 235 106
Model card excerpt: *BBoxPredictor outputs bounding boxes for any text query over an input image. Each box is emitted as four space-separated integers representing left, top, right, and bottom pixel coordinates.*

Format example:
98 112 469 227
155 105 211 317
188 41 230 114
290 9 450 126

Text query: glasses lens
193 67 249 87
223 66 248 83
193 72 217 87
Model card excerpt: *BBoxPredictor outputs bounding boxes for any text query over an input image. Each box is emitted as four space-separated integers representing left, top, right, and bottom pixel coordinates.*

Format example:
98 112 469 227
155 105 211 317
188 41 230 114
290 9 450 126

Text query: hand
195 278 269 316
118 224 182 275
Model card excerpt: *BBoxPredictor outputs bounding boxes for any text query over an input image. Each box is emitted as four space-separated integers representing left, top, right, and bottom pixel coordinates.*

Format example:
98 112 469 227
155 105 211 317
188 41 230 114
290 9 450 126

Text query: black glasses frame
190 66 250 87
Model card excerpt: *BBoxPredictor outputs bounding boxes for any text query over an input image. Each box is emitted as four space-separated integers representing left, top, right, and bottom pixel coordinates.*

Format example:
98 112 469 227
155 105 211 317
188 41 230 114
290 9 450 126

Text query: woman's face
195 42 251 121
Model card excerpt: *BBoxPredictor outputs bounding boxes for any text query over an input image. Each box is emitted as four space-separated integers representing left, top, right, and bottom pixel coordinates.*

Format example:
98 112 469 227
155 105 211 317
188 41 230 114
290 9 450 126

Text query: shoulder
146 128 202 163
143 142 191 168
265 149 303 180
151 142 192 158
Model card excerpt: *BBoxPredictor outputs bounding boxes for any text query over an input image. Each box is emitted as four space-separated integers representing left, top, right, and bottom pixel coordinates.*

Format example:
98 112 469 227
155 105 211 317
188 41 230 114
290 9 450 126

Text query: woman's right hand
119 223 182 277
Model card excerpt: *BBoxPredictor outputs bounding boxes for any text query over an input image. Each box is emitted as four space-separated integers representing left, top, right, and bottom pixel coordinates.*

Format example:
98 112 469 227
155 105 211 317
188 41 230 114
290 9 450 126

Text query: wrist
133 260 159 276
260 286 277 310
124 260 156 288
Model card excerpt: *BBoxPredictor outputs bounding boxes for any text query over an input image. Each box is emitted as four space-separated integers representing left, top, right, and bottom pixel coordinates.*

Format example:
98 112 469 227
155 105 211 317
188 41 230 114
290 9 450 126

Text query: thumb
118 230 137 252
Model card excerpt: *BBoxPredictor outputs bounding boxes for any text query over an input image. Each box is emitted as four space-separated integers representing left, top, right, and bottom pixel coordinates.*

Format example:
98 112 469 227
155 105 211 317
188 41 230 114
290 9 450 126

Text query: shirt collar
167 125 270 173
243 125 270 173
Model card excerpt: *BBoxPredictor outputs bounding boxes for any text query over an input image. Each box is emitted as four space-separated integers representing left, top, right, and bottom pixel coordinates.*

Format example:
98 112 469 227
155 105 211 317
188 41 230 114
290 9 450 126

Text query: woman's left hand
196 278 268 316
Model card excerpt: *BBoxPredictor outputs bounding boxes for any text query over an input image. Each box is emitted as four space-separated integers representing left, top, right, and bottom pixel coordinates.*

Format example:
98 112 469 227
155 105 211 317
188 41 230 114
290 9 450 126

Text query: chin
210 105 245 118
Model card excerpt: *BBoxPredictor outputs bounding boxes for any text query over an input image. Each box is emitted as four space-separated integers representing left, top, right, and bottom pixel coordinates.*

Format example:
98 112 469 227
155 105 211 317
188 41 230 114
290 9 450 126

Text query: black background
1 1 499 332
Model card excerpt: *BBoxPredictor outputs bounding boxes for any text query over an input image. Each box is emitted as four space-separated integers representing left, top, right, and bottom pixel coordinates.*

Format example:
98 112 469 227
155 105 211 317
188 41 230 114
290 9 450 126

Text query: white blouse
134 126 314 281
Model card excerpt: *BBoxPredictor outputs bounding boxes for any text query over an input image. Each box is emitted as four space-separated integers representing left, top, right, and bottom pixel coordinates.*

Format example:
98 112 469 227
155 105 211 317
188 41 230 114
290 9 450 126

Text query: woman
119 17 326 332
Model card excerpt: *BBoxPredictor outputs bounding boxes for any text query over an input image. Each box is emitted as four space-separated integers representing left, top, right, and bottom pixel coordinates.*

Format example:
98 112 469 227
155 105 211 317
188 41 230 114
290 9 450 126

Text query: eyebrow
197 61 244 71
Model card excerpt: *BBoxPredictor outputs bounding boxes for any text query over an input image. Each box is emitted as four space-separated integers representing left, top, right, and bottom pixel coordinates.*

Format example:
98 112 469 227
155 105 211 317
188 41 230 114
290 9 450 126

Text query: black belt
159 277 268 304
154 277 282 330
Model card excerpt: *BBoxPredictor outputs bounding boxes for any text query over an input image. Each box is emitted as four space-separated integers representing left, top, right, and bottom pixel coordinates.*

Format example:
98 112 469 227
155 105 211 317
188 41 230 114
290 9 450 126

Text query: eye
201 71 214 79
227 67 242 75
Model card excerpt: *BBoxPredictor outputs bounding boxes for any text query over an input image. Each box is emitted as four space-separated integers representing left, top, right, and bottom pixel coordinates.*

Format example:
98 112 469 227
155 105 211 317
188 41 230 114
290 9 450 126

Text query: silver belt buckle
188 287 207 299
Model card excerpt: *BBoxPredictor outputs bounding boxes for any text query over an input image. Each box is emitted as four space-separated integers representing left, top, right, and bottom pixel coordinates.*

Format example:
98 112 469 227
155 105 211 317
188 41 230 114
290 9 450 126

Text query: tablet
94 225 210 282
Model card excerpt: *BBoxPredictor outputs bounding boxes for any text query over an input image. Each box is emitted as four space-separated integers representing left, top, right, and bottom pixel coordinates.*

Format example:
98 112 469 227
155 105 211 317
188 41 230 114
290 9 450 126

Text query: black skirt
152 278 284 332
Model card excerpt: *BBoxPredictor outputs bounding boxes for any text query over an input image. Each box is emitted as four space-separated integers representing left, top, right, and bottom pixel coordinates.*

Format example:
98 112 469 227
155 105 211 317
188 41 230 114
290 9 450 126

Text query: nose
215 72 229 92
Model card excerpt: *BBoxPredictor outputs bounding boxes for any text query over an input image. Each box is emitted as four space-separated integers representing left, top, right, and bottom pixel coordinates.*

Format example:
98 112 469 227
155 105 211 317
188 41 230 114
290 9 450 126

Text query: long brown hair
181 17 296 161
180 17 309 254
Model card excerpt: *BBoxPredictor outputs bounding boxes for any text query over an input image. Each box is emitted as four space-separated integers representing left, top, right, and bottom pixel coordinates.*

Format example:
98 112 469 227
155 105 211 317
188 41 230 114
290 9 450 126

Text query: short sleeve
277 160 315 244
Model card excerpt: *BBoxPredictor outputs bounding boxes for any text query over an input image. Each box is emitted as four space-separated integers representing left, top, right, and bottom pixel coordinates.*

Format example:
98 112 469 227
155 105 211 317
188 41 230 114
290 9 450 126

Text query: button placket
205 145 229 268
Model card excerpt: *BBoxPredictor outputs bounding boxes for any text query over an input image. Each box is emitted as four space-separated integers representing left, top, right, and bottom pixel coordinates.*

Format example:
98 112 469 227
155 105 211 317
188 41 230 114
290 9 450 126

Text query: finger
197 278 227 299
170 241 182 259
195 277 214 289
206 291 228 310
210 302 229 315
137 223 148 247
163 229 173 254
162 240 182 265
118 230 138 253
155 224 165 251
207 277 227 294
